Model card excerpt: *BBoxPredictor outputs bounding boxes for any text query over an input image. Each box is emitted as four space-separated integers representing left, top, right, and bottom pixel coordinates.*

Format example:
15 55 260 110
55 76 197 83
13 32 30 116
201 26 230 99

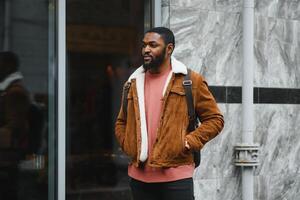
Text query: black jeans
130 178 194 200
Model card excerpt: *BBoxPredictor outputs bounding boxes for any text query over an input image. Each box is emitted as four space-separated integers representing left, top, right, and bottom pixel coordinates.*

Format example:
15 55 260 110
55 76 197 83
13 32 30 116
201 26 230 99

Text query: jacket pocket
165 87 187 116
122 100 138 160
123 133 136 159
169 87 186 96
122 123 138 160
180 128 191 156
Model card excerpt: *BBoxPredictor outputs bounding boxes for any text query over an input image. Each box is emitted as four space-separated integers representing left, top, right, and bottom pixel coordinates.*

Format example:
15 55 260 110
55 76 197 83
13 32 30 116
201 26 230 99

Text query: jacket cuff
185 133 203 152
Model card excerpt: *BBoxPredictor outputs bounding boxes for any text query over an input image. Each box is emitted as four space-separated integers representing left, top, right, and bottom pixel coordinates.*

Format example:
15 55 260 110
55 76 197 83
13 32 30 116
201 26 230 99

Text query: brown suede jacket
0 80 30 149
115 57 224 168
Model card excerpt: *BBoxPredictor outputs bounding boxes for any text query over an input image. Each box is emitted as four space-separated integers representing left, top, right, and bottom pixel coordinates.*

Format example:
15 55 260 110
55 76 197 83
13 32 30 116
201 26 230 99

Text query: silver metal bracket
234 144 259 167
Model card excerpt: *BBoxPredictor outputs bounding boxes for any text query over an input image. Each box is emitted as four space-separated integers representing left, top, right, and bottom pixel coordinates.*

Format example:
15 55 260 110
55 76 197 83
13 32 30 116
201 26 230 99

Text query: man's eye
141 43 158 48
149 44 158 48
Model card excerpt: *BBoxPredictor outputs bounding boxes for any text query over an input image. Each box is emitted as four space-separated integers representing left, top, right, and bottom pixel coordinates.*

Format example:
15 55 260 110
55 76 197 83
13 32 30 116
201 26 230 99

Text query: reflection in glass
66 0 149 199
0 0 55 200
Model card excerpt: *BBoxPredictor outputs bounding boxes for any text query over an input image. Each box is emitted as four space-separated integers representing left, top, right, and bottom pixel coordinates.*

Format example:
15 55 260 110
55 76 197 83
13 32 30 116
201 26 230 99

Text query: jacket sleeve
185 74 224 151
114 83 127 148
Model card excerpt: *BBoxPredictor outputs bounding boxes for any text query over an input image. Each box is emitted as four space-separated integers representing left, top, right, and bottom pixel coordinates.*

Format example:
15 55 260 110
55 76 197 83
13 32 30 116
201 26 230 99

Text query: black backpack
27 102 45 154
122 69 201 167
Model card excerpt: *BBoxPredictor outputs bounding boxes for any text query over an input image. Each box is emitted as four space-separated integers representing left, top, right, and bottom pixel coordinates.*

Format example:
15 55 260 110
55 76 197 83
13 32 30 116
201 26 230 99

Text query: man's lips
143 55 152 62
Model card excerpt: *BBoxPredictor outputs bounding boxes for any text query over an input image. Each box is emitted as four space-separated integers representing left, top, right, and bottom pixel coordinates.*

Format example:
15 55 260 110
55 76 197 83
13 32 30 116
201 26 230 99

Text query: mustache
143 53 152 57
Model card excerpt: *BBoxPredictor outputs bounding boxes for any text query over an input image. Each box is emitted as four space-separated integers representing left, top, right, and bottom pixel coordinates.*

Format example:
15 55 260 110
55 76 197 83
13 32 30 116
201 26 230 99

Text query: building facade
0 0 299 200
162 0 300 199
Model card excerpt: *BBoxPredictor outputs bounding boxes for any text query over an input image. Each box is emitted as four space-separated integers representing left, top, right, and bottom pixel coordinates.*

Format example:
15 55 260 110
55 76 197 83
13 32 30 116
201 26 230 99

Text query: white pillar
58 0 66 200
242 0 255 200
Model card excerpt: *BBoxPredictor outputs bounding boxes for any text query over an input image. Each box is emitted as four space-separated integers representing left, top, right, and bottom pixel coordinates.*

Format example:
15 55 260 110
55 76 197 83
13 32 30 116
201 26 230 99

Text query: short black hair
145 27 175 47
0 51 19 75
0 51 19 70
0 51 19 78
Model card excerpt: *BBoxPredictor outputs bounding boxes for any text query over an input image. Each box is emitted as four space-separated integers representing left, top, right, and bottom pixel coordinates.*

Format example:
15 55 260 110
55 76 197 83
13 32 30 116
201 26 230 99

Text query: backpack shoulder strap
183 69 196 132
122 82 131 121
183 69 202 167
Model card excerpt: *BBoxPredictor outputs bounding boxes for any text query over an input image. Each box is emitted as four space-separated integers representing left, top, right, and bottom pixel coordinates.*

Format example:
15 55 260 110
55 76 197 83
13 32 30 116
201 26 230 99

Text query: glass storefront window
0 0 155 199
66 0 151 199
0 0 56 200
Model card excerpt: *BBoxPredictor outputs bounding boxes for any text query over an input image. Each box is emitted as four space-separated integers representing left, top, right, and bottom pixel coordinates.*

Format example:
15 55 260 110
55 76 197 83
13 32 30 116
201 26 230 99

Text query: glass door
66 0 152 199
0 0 57 199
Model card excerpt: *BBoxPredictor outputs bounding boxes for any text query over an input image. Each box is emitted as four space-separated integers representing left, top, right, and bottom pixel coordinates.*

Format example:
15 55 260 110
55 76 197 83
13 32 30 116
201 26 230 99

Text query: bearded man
115 27 224 200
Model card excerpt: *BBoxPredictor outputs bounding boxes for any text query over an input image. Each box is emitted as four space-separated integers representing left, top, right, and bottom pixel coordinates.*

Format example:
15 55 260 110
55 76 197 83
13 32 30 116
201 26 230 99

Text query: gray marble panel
268 18 298 45
254 16 300 88
168 1 300 199
287 106 300 174
215 0 242 13
194 179 217 200
169 1 300 88
194 104 300 177
297 20 300 47
254 40 269 87
255 173 300 200
170 0 216 11
194 104 242 179
162 0 169 7
256 0 300 20
254 105 300 176
277 0 300 21
192 104 300 199
194 177 241 200
255 0 280 18
267 38 299 88
255 15 268 42
215 177 241 200
170 8 243 86
297 46 300 86
162 5 170 28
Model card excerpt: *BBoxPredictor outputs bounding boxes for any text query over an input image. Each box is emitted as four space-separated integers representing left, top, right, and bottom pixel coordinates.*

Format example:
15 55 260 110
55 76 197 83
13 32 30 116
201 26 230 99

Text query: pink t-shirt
128 66 194 183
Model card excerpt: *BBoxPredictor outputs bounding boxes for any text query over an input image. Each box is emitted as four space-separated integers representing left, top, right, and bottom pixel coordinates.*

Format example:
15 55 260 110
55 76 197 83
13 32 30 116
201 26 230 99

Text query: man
0 51 31 199
0 51 30 150
115 27 224 200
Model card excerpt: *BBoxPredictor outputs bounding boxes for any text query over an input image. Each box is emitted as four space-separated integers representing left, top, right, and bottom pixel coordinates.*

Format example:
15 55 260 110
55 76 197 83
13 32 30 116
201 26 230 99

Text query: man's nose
144 45 151 53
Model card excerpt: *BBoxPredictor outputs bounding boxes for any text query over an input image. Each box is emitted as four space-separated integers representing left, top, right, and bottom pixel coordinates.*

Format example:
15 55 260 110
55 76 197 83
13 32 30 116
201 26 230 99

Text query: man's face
142 32 167 72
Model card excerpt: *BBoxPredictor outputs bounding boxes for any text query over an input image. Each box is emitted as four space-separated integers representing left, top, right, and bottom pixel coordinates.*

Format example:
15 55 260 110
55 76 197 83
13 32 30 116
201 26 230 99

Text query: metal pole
57 0 66 199
242 0 254 200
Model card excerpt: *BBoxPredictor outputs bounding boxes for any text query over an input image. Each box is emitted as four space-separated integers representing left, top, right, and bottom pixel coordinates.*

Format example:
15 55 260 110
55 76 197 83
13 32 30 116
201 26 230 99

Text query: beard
143 47 166 72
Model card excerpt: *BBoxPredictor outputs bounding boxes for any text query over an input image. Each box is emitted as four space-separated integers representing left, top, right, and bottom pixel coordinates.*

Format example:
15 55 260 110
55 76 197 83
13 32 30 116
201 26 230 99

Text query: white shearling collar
128 56 187 82
0 71 23 91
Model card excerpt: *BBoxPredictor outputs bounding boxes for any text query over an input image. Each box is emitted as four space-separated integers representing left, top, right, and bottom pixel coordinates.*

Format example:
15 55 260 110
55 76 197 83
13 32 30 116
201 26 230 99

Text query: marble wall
163 0 300 88
162 0 300 199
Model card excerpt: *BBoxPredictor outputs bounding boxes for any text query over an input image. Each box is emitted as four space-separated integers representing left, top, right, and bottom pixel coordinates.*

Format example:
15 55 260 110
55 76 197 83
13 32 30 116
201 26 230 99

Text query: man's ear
167 43 174 55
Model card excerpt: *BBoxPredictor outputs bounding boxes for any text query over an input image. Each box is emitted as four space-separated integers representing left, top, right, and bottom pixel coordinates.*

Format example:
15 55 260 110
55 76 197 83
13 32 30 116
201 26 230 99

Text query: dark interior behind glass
66 0 148 199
